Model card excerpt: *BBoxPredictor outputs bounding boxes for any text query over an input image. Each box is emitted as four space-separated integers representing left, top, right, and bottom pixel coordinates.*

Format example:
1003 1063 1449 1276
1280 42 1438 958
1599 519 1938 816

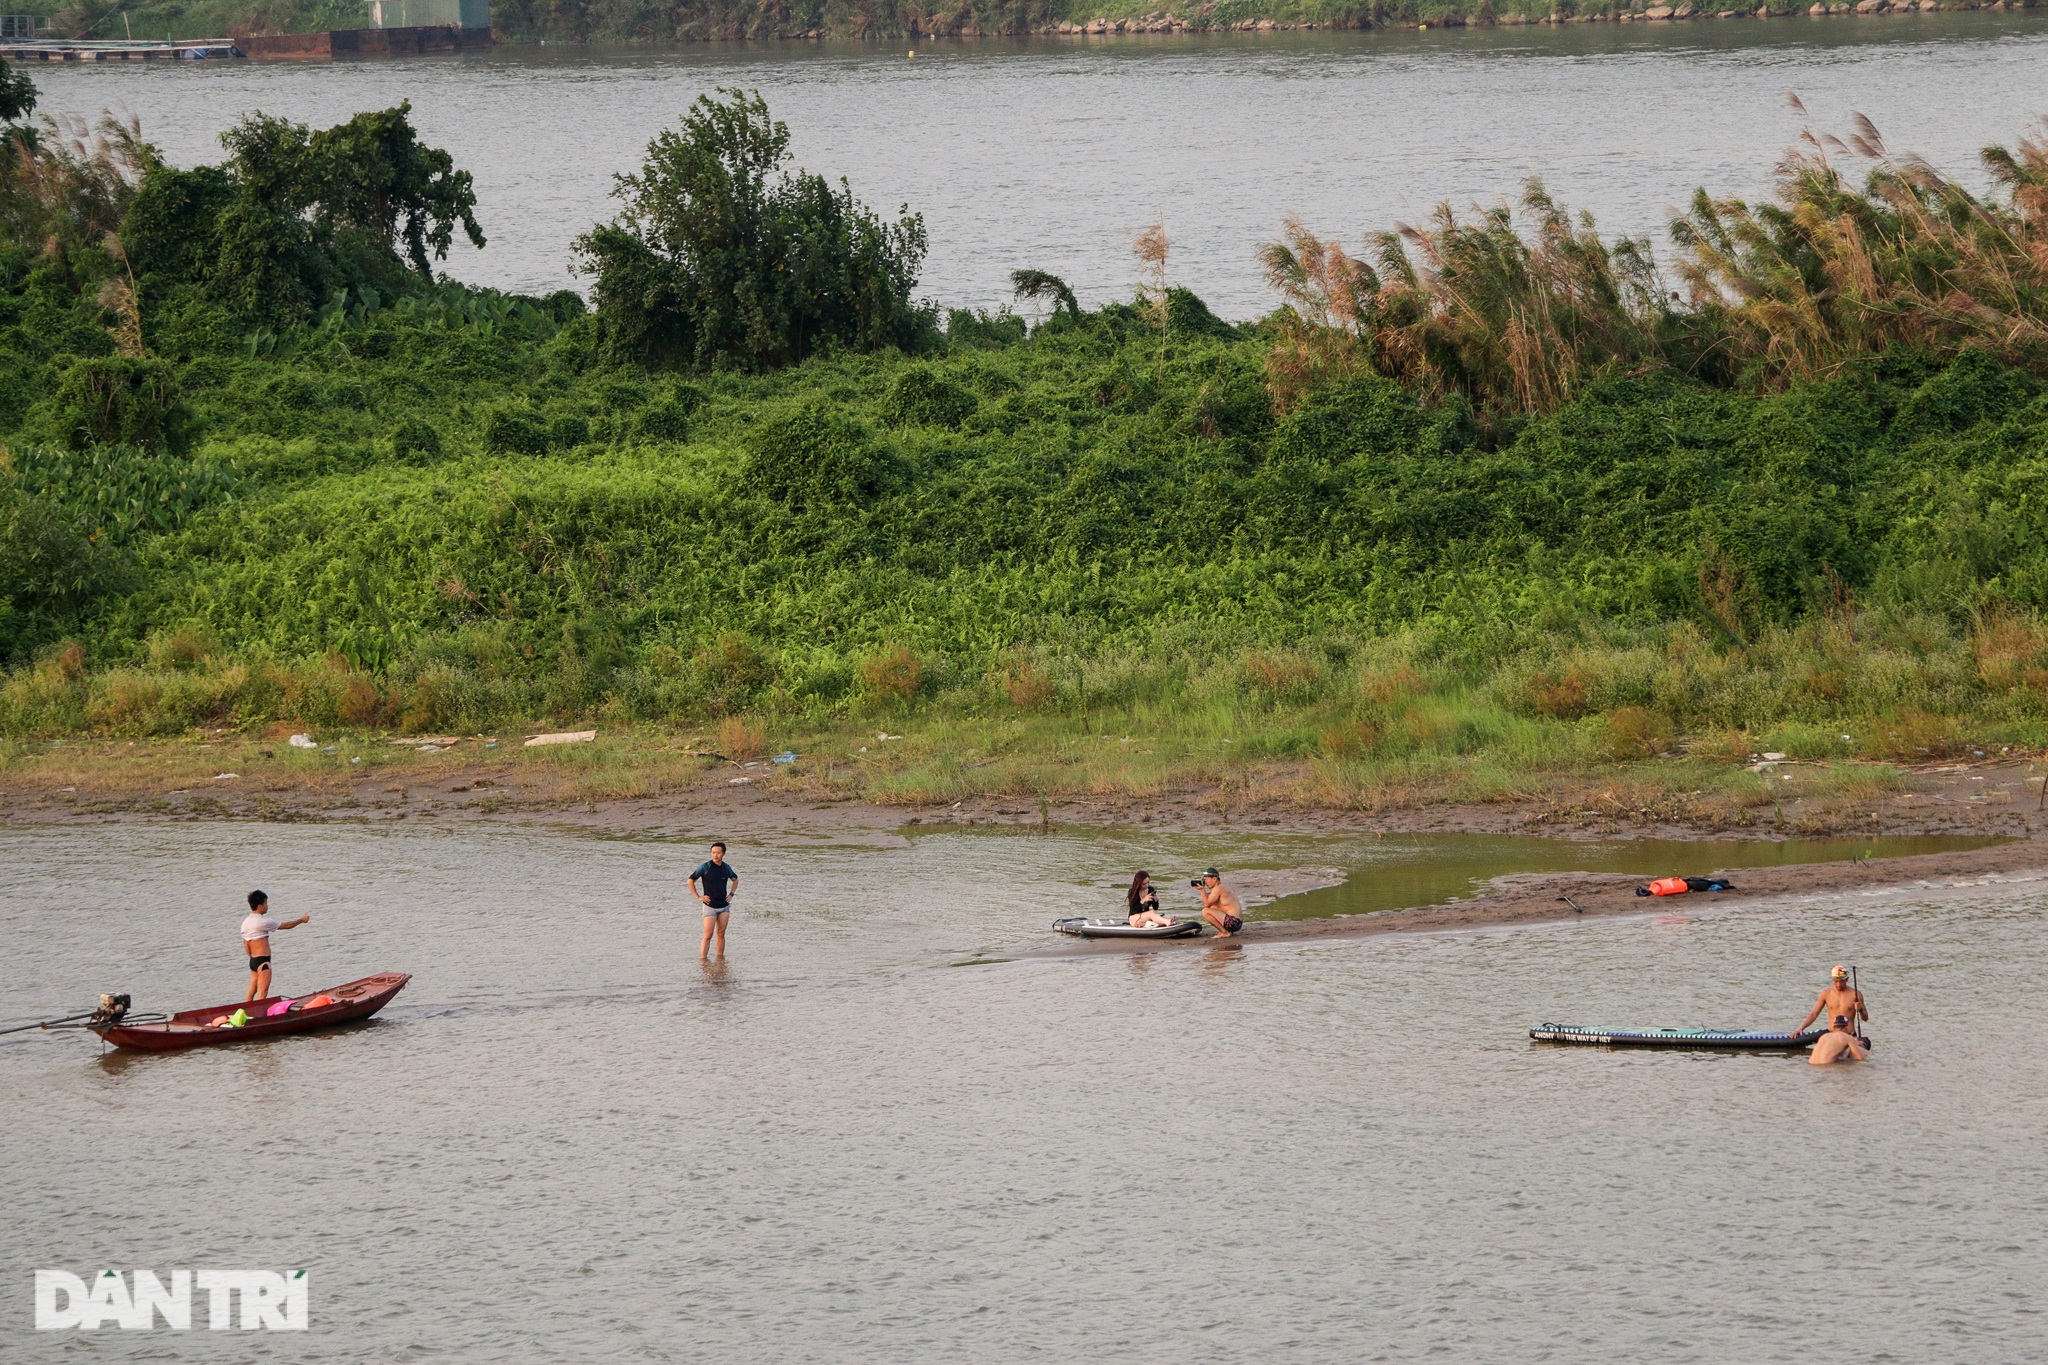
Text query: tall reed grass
1264 112 2048 415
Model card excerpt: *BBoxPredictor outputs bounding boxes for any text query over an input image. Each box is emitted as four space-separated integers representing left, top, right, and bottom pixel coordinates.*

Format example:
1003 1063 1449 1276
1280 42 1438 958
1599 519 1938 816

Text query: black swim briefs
247 955 272 971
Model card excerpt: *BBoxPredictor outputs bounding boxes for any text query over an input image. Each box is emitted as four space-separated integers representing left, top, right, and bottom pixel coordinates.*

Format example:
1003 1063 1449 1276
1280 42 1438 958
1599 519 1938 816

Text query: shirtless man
1794 964 1869 1065
240 890 310 1001
1196 868 1244 938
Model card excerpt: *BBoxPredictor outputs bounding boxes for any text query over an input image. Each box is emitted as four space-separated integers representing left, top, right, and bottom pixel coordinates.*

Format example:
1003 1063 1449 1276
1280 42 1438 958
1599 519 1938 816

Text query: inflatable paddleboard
1053 917 1204 939
1529 1023 1859 1051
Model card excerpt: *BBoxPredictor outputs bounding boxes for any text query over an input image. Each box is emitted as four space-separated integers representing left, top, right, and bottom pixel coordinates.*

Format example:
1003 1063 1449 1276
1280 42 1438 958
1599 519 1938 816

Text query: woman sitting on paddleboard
1126 871 1174 928
1795 965 1869 1064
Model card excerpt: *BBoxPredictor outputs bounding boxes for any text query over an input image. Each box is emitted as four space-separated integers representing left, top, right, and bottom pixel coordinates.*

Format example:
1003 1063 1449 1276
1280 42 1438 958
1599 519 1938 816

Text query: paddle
1851 965 1866 1043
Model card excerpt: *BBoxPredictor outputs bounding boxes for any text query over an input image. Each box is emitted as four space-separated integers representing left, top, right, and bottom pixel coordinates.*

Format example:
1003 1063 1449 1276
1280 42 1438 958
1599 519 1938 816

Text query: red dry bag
1647 877 1690 897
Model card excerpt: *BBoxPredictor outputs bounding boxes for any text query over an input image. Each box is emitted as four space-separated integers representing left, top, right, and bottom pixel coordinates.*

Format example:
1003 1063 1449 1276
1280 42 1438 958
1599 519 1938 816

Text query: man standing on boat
1794 965 1869 1064
241 890 309 1001
691 842 740 961
1196 867 1244 938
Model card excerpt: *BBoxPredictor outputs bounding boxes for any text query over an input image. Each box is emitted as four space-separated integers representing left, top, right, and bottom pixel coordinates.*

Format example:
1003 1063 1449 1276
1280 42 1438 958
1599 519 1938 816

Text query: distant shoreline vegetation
6 0 2042 43
4 66 2048 808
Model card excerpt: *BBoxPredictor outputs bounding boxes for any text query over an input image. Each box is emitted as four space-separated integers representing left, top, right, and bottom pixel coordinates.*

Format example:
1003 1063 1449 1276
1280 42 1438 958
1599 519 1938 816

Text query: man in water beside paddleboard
241 890 309 1001
1794 965 1869 1064
690 842 739 961
1196 868 1244 938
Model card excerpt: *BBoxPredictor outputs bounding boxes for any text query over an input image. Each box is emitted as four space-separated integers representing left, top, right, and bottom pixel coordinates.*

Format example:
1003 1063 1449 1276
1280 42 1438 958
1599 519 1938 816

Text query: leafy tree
123 101 483 327
299 104 485 277
578 88 932 370
0 54 34 126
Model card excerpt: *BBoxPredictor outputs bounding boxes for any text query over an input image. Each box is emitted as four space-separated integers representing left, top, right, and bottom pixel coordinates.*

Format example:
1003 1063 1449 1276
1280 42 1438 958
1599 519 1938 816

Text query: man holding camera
1195 867 1244 938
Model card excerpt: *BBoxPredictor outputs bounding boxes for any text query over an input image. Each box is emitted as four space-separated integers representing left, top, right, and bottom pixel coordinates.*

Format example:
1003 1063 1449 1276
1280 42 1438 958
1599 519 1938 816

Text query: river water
27 15 2048 313
3 819 2044 1360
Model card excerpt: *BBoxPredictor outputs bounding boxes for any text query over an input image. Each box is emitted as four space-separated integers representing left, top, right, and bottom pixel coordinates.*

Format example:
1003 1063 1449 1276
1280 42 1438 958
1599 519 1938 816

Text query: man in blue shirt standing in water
690 842 739 961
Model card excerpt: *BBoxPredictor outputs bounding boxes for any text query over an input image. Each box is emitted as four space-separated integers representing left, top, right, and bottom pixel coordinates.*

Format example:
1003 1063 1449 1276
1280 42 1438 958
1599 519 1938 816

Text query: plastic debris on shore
289 734 318 749
729 776 753 785
212 773 238 781
525 730 598 748
772 751 797 764
876 732 902 741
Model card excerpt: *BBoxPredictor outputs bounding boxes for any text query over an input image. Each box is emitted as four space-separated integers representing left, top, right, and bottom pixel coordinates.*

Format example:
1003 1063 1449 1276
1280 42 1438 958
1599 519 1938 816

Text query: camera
1189 879 1206 888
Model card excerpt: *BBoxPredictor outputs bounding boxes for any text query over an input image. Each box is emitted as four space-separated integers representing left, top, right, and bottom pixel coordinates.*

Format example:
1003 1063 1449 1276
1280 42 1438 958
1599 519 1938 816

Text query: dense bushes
5 302 2044 744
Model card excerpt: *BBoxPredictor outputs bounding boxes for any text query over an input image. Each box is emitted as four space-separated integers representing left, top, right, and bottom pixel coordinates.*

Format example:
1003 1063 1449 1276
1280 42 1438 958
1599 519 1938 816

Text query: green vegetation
4 63 2048 815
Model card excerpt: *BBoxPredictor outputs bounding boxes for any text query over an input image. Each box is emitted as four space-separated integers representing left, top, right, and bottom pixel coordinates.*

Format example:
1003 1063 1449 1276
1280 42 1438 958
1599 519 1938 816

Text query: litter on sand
212 773 239 782
524 730 598 748
772 751 797 764
288 734 318 749
1638 876 1738 897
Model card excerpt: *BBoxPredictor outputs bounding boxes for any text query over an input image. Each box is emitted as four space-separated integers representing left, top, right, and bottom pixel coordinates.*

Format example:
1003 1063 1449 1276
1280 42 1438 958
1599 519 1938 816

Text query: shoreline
488 3 2043 45
5 744 2044 953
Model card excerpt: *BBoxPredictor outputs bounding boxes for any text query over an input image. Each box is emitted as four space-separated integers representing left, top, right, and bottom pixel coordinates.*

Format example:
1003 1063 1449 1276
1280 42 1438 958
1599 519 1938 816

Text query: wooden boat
1528 1022 1856 1051
91 973 410 1052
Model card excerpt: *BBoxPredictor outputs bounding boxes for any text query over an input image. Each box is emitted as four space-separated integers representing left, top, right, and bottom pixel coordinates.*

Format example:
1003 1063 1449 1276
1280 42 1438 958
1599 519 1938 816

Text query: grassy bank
5 79 2048 818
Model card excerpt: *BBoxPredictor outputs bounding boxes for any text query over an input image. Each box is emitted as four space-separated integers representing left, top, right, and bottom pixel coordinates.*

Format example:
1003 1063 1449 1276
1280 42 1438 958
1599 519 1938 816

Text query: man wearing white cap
1795 965 1869 1064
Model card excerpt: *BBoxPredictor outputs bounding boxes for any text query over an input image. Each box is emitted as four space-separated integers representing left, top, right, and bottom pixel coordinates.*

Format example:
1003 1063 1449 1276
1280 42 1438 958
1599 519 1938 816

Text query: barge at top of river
1 38 239 60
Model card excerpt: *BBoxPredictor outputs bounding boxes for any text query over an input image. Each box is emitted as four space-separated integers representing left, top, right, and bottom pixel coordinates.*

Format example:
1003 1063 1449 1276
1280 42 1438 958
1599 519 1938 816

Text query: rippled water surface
26 16 2048 309
3 820 2045 1361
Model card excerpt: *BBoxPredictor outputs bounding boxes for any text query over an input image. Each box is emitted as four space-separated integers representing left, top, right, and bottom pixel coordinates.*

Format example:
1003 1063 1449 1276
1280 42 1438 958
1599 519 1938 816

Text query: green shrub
43 356 193 453
882 366 977 428
741 403 896 505
633 384 703 442
483 406 550 456
389 415 443 459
